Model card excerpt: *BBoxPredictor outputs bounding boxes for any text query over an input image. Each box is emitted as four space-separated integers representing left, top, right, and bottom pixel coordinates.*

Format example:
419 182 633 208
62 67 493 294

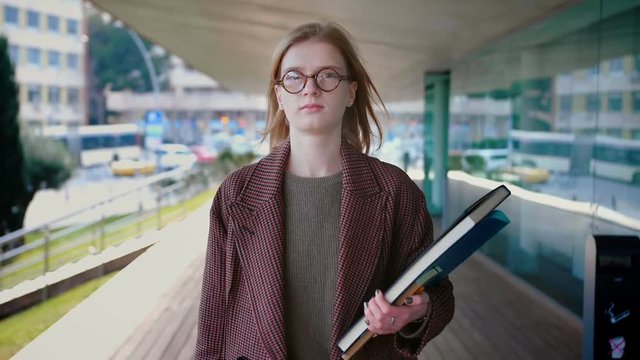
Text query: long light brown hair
264 22 385 154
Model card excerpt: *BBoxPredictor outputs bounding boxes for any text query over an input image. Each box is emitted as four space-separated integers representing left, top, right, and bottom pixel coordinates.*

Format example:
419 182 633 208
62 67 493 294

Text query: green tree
22 133 73 197
0 37 73 252
0 36 27 243
89 15 167 92
88 14 169 124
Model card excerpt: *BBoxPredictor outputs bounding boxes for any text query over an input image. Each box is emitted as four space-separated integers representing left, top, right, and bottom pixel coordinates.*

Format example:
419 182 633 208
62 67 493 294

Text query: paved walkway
113 235 582 360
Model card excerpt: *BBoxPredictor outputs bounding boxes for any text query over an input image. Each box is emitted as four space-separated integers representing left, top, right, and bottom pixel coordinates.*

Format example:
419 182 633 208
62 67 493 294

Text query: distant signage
145 110 164 149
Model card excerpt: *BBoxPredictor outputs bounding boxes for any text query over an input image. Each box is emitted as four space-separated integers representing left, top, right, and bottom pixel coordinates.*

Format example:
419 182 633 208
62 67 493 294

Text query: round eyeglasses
275 67 351 94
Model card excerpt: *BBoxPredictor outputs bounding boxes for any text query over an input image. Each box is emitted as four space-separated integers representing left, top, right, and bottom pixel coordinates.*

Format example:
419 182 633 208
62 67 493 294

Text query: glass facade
446 0 640 315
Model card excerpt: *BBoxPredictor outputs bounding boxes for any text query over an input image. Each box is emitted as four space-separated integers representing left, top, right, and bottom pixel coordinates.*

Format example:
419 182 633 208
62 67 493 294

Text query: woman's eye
285 72 302 81
321 71 339 79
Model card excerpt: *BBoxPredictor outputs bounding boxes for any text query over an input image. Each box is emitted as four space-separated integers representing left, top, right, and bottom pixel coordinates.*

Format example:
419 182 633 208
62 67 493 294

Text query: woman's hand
363 289 430 335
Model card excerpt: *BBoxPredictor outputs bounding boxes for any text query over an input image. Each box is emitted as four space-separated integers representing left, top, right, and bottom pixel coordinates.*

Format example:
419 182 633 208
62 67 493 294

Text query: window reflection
447 1 640 314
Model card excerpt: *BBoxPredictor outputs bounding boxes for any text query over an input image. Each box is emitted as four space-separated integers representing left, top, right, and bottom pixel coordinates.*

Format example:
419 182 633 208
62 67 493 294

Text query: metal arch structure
87 0 578 102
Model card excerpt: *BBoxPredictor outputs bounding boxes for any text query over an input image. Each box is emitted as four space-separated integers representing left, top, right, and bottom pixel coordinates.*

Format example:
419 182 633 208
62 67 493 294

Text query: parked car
154 144 197 171
230 135 253 155
509 166 550 183
110 158 156 176
190 145 217 165
461 148 509 172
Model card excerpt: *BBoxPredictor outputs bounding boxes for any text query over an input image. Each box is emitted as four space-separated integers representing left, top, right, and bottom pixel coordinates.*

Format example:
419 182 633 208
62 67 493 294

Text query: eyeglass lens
282 69 342 93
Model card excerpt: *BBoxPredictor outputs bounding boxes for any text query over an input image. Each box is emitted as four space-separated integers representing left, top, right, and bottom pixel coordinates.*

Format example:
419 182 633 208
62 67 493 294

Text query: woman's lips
300 104 324 111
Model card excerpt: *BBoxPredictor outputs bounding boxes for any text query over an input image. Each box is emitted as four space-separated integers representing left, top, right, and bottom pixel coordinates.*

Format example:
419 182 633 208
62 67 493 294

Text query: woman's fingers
365 290 401 334
367 295 384 324
364 290 431 334
404 292 429 307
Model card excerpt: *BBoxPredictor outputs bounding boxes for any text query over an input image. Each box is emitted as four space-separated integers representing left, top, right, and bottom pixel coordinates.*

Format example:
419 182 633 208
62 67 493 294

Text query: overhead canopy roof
89 0 576 102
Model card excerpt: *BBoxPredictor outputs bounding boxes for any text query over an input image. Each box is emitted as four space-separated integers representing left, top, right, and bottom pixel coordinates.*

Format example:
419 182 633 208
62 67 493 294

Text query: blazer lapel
331 142 386 353
231 141 290 359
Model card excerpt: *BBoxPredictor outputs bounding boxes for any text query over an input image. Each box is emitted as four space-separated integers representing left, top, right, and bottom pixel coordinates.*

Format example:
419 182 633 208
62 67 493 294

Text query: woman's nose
303 76 320 95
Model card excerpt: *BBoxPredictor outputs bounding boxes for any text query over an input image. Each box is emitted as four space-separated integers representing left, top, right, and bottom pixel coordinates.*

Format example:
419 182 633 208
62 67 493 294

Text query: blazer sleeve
390 184 455 357
195 188 228 359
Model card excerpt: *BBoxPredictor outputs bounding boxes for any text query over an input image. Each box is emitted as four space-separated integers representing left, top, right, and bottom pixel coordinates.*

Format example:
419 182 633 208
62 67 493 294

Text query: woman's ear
349 81 358 105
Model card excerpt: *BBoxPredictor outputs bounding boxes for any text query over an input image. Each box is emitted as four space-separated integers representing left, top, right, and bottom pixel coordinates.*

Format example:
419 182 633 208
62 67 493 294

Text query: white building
106 55 268 144
0 0 86 129
554 56 640 138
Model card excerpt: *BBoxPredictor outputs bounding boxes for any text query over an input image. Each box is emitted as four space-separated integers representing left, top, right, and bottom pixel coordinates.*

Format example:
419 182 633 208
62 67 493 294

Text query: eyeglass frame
274 67 353 94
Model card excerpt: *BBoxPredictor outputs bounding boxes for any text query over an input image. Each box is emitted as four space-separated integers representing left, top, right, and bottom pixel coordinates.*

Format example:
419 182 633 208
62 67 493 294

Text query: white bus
510 130 573 173
592 136 640 183
43 124 143 167
510 130 640 183
461 148 509 171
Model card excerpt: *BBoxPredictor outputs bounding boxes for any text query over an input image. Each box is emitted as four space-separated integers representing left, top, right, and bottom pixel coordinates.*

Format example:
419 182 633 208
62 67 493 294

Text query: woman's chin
290 120 341 135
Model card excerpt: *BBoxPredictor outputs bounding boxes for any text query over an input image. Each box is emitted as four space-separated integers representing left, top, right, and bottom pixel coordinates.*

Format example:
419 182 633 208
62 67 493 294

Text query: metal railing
0 165 217 291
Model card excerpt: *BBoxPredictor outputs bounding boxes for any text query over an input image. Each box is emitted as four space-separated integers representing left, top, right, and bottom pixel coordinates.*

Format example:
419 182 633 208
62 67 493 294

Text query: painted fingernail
405 296 414 305
364 302 368 311
375 289 381 295
365 319 370 325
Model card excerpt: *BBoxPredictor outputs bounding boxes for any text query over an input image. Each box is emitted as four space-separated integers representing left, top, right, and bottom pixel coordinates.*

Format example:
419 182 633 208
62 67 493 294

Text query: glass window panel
586 94 600 112
27 10 39 29
67 53 79 70
47 15 59 33
27 84 41 103
27 48 40 66
633 92 640 112
609 58 623 75
67 19 78 36
8 45 19 65
48 51 60 68
4 6 18 25
607 92 622 112
560 95 572 113
67 88 80 105
48 86 60 104
447 0 640 317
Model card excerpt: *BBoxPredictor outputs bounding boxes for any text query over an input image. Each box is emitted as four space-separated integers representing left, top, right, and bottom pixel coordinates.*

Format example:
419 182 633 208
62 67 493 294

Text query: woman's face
275 40 357 137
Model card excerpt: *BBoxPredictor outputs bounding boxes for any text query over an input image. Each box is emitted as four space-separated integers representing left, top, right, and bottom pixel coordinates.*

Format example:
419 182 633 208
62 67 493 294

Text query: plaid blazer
196 140 454 360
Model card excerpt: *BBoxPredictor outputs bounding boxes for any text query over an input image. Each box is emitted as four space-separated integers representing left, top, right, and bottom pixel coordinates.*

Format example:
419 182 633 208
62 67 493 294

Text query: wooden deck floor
111 250 582 360
420 254 582 360
110 253 203 360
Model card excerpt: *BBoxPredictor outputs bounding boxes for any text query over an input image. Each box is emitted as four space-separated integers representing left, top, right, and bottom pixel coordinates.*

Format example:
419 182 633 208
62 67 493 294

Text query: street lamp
127 29 160 96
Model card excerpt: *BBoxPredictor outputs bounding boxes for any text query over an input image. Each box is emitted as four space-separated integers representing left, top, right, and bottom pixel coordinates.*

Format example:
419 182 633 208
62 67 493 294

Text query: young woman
196 22 454 360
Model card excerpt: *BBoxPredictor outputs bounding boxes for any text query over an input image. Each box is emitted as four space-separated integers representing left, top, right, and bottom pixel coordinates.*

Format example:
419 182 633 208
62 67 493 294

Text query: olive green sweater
284 171 342 360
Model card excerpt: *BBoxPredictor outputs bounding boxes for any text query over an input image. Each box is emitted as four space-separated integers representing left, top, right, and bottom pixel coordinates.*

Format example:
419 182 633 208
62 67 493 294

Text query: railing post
0 246 4 290
43 225 51 300
182 175 189 217
156 186 162 229
99 213 106 252
137 187 143 236
43 225 51 274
